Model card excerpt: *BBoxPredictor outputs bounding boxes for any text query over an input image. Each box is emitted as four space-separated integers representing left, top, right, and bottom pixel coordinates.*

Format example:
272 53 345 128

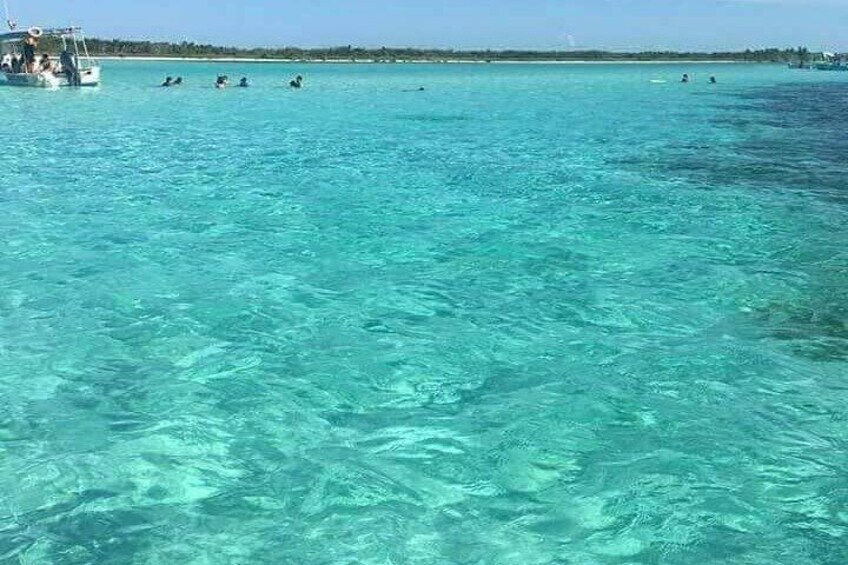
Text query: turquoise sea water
1 61 846 564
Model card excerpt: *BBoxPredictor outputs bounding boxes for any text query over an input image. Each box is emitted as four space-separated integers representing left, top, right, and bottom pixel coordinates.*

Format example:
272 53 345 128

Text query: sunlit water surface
1 61 846 564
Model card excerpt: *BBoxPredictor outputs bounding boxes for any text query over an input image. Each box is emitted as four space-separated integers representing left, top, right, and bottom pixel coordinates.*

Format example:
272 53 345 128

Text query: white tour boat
1 25 101 87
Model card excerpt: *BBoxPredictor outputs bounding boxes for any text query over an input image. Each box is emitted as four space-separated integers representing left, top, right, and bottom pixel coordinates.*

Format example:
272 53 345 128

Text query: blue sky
9 0 848 51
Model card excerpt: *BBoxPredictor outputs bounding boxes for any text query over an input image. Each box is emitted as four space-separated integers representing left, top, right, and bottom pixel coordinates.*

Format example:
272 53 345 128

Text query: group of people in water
681 73 718 83
161 74 304 89
160 72 711 89
160 76 183 87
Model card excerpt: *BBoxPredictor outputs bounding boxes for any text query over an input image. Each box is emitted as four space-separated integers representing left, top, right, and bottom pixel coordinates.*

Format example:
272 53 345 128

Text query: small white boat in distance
1 26 101 87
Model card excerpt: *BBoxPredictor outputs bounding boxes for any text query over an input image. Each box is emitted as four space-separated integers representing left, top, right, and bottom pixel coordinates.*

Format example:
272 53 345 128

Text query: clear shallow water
0 61 846 564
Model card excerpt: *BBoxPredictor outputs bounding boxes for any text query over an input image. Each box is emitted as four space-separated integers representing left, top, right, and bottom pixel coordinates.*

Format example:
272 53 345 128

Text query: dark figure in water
681 73 690 83
709 76 717 84
162 76 174 87
238 77 249 87
402 86 425 92
173 76 183 85
216 75 228 88
289 75 303 88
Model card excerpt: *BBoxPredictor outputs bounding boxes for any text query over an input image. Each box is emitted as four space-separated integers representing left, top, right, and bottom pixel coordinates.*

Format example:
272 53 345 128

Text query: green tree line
82 40 824 63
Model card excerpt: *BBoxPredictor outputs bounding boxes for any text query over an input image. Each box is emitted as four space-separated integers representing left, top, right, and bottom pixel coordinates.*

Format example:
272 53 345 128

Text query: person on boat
11 54 22 74
238 77 249 87
59 50 80 85
22 35 37 73
1 53 11 72
173 76 183 85
215 74 228 88
289 75 303 88
162 76 174 87
709 76 717 84
39 54 52 73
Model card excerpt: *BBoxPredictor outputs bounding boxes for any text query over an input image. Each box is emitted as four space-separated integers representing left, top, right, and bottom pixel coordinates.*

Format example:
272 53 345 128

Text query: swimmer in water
238 77 249 87
681 73 690 83
161 76 174 87
289 75 303 88
709 76 717 84
173 77 183 85
216 75 229 88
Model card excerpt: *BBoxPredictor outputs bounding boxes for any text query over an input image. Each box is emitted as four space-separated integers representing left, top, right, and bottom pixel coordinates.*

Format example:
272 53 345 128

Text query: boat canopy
0 27 82 43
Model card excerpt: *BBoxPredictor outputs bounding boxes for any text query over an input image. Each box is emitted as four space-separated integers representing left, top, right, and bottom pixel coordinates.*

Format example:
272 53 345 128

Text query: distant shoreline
97 56 756 65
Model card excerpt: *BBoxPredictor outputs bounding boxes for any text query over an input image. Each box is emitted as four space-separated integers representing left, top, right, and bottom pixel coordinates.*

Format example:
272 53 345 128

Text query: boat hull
2 66 101 87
